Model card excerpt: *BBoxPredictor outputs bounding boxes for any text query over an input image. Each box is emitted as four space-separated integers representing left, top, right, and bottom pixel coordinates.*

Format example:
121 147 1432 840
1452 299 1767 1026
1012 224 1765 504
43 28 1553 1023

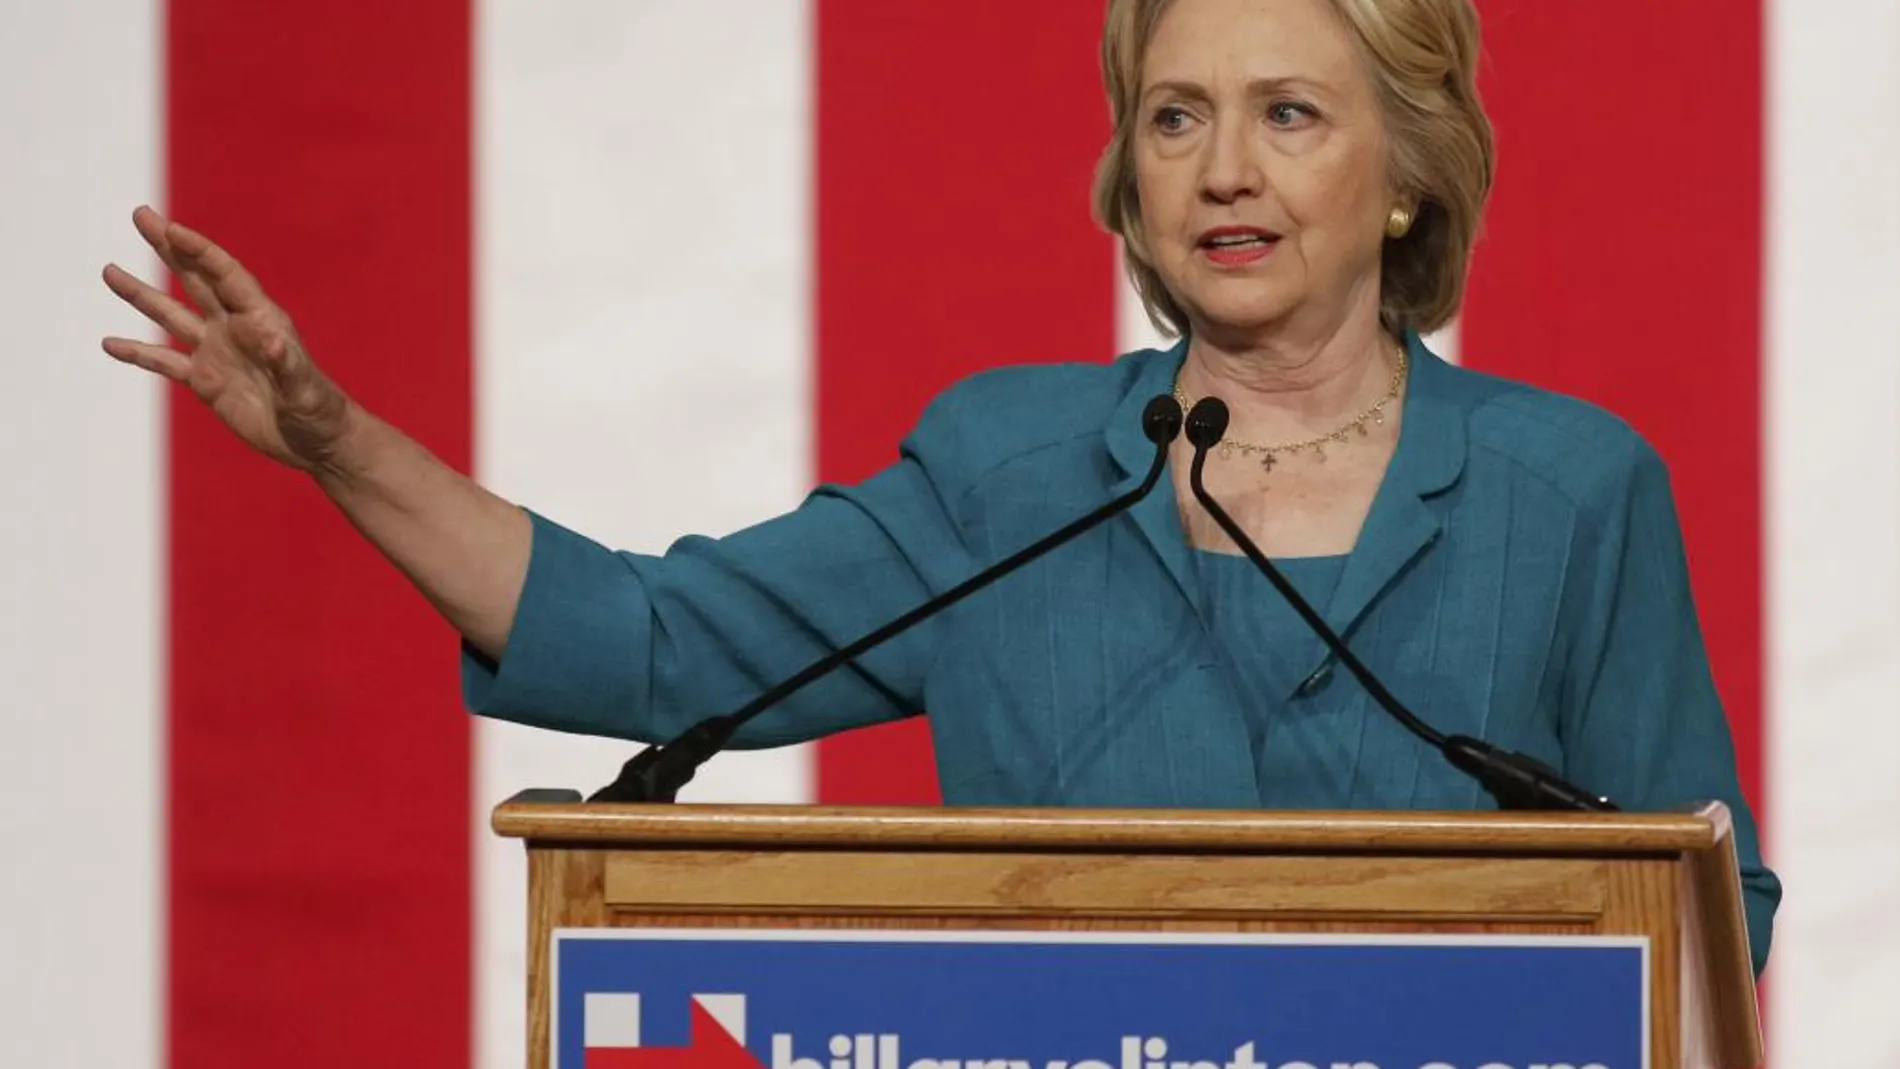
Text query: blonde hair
1091 0 1495 340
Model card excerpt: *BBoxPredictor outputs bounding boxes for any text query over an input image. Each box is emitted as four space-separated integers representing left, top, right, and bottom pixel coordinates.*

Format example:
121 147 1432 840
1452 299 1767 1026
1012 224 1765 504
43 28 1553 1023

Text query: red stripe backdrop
813 1 1121 804
166 3 472 1066
1463 0 1765 809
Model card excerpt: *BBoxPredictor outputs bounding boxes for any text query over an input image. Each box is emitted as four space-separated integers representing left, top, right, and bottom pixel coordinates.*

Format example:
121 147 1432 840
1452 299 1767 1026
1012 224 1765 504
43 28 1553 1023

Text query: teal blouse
1196 550 1355 796
463 331 1780 974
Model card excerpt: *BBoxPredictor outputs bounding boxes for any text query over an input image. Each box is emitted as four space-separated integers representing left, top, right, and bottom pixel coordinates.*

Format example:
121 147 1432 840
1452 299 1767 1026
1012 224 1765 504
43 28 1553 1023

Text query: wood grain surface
494 797 1730 853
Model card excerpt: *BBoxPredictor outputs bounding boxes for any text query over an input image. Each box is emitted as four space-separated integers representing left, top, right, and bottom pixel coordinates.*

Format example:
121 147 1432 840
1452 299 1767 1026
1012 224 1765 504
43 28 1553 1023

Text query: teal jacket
463 331 1779 974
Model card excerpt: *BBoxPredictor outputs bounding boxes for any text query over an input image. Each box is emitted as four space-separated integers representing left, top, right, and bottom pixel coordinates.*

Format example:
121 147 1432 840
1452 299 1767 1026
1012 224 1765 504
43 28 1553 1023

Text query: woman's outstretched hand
99 205 533 658
102 205 355 475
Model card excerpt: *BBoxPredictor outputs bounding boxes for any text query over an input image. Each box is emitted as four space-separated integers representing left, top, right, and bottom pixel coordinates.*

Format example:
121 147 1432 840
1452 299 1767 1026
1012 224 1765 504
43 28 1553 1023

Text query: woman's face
1134 0 1396 344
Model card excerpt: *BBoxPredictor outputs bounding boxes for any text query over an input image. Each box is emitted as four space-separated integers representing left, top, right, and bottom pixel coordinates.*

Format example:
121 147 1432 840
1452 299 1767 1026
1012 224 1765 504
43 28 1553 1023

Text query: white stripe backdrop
1765 0 1900 1062
472 4 817 1067
1 3 162 1068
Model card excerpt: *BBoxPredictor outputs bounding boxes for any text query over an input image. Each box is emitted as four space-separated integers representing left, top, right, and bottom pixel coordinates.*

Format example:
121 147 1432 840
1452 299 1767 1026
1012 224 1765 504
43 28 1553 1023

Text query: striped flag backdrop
6 0 1898 1065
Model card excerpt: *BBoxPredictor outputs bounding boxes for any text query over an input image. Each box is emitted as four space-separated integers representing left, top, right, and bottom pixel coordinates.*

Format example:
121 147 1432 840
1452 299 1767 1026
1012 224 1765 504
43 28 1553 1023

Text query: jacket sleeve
1557 439 1782 977
459 390 976 749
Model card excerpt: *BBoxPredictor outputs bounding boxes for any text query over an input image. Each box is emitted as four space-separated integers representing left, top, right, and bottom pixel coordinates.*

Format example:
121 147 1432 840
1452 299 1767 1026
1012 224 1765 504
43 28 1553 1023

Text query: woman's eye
1153 106 1192 134
1268 101 1315 127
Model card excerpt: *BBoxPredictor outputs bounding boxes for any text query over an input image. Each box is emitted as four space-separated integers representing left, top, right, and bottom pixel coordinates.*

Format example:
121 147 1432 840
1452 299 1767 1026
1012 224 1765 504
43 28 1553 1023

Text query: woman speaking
99 0 1778 974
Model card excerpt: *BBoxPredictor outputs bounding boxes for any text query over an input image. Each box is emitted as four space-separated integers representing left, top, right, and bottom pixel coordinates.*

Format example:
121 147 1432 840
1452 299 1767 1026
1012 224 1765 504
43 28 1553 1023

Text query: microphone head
1185 397 1230 450
1140 394 1184 445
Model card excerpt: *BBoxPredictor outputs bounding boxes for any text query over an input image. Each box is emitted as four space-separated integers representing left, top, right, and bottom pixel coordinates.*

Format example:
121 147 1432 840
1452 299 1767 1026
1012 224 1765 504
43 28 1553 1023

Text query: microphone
588 394 1188 803
1181 397 1617 812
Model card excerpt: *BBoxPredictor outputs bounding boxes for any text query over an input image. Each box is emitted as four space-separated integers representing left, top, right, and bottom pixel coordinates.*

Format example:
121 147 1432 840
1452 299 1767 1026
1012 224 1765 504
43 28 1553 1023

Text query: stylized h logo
582 993 758 1068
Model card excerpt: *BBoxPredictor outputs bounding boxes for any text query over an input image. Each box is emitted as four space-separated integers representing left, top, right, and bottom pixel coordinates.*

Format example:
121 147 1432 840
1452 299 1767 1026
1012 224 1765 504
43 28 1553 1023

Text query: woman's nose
1200 116 1265 202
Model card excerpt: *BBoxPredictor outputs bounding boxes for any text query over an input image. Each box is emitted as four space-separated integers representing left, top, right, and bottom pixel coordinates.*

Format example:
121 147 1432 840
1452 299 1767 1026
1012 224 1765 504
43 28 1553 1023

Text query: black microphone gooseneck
588 395 1188 804
1181 397 1617 812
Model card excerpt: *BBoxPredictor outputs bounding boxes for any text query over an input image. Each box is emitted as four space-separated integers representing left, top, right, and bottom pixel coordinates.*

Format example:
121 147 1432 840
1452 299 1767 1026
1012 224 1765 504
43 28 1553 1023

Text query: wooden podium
493 792 1762 1069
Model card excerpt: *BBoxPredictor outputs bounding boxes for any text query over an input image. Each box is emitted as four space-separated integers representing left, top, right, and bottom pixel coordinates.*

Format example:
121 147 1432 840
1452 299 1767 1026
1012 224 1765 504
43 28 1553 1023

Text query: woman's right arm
101 206 967 750
101 206 531 660
307 403 530 660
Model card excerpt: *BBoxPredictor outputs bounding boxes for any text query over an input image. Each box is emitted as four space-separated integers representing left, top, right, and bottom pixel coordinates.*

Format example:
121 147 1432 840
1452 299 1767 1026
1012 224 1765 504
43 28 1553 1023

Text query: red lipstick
1197 225 1281 267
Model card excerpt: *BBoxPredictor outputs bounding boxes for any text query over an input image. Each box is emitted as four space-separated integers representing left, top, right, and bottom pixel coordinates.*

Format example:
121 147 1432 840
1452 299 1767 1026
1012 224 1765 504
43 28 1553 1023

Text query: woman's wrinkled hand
102 205 355 475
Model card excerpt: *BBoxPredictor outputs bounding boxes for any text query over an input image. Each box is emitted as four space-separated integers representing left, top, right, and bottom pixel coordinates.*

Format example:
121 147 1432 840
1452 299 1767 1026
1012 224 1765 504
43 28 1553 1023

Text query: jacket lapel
1302 332 1467 684
1099 342 1255 805
1103 339 1204 617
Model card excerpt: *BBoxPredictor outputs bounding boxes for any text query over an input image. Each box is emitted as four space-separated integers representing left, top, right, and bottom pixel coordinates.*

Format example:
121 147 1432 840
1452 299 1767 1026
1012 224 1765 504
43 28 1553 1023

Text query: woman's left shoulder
1431 356 1671 510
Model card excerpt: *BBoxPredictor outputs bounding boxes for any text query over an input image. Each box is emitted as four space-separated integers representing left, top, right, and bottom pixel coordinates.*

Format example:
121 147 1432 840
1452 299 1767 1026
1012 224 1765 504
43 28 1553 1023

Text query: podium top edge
488 794 1732 855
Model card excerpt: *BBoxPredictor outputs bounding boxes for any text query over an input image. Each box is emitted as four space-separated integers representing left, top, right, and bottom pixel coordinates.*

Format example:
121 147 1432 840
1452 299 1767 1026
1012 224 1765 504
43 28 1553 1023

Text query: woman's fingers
166 219 272 315
102 336 192 382
102 262 206 347
131 205 223 315
131 204 171 255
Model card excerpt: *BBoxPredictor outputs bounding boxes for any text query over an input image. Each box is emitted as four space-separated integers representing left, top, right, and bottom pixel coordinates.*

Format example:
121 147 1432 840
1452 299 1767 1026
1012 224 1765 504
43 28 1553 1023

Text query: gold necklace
1171 345 1408 472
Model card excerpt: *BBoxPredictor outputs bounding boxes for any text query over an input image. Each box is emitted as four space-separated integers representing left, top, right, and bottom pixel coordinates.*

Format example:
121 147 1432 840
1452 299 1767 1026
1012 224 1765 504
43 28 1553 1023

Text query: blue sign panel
552 929 1647 1069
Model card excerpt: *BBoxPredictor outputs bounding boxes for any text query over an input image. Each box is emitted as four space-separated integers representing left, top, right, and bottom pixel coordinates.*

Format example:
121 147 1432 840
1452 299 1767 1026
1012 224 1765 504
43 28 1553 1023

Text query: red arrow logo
584 1002 766 1069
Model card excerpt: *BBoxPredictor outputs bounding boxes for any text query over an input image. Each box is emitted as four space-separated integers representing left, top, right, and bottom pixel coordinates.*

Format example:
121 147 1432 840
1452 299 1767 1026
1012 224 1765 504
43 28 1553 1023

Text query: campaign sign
552 929 1647 1069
